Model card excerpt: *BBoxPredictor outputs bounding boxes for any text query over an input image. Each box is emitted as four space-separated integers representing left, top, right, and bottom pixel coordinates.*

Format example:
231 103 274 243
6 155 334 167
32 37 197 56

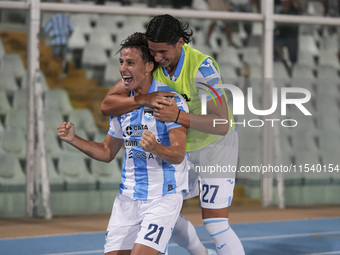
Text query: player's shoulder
198 58 219 79
155 80 178 94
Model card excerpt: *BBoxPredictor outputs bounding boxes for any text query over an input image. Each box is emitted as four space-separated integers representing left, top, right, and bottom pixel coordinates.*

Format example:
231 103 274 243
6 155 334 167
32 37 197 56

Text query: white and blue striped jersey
108 79 189 201
44 14 73 46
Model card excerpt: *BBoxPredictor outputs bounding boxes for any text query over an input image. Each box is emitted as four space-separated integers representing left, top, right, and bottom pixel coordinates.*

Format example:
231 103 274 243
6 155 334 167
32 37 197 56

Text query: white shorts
104 192 183 254
184 129 238 209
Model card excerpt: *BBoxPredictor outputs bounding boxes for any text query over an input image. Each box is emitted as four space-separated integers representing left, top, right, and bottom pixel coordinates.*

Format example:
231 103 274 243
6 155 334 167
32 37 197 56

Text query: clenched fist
139 130 157 153
57 122 75 143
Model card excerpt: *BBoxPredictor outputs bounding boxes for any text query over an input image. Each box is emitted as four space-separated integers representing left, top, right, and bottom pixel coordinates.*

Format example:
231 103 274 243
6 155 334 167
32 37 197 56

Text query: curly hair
145 14 193 45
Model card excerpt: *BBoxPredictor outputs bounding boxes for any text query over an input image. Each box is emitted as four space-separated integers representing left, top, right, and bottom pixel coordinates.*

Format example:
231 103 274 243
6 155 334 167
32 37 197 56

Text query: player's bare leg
131 243 161 255
105 250 131 255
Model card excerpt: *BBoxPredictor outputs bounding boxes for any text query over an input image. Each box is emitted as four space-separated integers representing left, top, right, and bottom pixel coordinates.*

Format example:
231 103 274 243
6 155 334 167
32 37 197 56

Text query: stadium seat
315 94 339 118
20 70 49 92
307 1 324 16
219 47 242 69
69 14 93 36
296 51 316 69
5 108 27 131
298 35 319 57
1 54 26 83
1 128 26 160
241 47 262 66
291 128 318 151
45 88 73 116
104 57 121 88
318 50 340 69
320 34 339 52
58 151 96 191
68 108 98 138
96 14 122 37
81 41 108 82
12 89 27 109
316 66 339 80
289 78 315 93
0 152 25 192
219 64 239 83
273 62 290 80
68 28 87 50
0 90 11 116
45 130 62 158
317 130 340 152
0 69 19 95
291 65 315 79
91 158 121 190
88 27 116 51
44 108 65 132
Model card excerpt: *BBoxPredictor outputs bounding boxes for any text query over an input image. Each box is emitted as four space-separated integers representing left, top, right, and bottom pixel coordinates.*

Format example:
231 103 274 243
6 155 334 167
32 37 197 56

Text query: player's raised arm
57 122 123 163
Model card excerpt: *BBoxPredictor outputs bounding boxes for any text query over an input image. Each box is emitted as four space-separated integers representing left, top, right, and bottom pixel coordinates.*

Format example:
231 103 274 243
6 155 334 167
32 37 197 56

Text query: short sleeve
108 116 123 139
197 58 224 100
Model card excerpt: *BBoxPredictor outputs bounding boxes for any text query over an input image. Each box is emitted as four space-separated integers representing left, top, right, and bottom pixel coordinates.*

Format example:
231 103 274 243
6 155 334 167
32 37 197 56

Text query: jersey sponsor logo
144 108 154 122
125 140 139 147
124 139 162 147
181 94 191 102
128 148 155 160
126 125 148 136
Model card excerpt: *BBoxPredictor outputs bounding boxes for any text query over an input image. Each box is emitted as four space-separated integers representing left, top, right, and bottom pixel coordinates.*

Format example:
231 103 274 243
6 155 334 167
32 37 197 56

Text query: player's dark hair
145 14 193 45
119 32 158 70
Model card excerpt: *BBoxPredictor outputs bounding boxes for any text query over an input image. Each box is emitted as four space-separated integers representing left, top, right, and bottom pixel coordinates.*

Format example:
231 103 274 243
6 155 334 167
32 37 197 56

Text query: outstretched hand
57 122 75 143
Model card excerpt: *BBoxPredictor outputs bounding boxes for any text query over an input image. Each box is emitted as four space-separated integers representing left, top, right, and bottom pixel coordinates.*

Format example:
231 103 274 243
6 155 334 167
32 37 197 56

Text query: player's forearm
67 135 114 163
151 143 186 164
101 94 142 116
176 111 229 135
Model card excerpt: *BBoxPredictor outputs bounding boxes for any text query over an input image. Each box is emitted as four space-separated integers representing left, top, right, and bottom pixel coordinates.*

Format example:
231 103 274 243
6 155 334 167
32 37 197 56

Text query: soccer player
101 14 245 255
57 32 189 255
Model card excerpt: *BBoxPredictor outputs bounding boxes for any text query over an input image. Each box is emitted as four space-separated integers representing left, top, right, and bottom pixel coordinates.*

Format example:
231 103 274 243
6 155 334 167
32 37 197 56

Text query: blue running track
1 218 340 255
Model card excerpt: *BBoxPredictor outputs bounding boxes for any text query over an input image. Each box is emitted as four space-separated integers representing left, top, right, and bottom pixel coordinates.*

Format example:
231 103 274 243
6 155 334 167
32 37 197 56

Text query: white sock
172 215 207 255
203 218 245 255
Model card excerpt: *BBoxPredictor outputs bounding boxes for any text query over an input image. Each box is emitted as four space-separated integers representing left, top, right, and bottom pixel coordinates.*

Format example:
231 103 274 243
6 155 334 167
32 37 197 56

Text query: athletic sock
203 218 245 255
171 215 207 255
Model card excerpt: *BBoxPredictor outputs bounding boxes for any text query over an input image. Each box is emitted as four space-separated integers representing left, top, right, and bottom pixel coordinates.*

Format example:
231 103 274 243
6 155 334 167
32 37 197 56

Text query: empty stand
68 108 98 138
91 158 121 190
5 108 27 131
1 128 26 159
0 152 25 192
58 151 96 191
45 88 73 116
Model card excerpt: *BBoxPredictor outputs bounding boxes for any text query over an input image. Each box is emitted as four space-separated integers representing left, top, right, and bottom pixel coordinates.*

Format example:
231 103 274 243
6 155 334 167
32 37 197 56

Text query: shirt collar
162 47 185 80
